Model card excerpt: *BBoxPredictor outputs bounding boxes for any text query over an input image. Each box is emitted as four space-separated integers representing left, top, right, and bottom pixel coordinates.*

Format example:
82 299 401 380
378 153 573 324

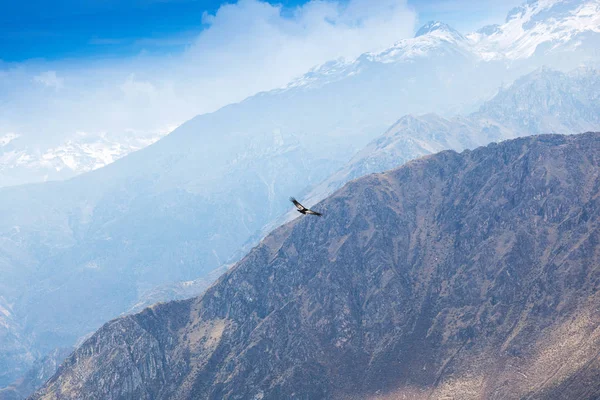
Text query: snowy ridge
0 130 167 186
470 0 600 60
281 58 362 90
33 134 162 172
370 22 472 63
283 21 473 90
285 0 600 91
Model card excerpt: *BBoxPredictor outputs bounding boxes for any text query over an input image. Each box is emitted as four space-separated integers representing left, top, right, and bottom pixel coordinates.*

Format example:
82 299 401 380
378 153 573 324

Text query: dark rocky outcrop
33 133 600 399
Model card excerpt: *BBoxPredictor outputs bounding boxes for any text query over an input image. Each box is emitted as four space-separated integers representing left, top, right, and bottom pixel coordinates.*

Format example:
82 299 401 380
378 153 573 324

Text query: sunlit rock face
33 132 600 400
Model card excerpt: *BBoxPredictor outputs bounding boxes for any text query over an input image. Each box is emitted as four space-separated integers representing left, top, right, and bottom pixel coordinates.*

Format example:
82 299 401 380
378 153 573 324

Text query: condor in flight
290 197 322 217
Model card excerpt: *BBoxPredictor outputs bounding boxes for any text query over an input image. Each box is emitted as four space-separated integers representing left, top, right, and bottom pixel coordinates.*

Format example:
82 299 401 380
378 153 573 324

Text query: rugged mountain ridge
33 132 600 399
475 67 600 134
277 66 600 225
469 0 600 60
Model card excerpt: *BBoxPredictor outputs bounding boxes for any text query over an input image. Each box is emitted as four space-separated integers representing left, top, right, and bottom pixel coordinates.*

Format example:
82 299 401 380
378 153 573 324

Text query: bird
290 197 322 217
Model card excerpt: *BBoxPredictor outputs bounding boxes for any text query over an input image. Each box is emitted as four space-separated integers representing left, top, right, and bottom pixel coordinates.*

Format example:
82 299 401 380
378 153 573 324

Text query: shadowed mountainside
33 132 600 399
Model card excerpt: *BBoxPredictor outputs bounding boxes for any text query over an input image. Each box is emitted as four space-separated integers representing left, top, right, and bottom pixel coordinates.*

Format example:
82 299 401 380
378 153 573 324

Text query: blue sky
1 0 522 62
3 0 304 61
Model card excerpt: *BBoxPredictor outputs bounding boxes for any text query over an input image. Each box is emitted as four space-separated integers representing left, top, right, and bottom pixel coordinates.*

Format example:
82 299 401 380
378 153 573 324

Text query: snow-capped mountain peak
415 21 464 39
376 20 472 59
471 0 600 60
284 0 600 92
282 20 472 90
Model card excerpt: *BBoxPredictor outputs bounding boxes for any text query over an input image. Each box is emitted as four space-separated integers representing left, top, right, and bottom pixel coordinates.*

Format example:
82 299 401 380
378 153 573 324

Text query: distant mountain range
1 0 600 394
2 0 600 189
0 131 165 188
32 132 600 399
297 67 600 208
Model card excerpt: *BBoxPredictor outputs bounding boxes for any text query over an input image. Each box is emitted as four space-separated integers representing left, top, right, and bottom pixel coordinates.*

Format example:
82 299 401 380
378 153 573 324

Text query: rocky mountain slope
33 132 600 399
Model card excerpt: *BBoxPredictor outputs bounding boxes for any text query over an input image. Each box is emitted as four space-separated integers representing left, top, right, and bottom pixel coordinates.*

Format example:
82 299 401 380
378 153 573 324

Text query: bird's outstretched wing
290 197 307 211
290 197 323 216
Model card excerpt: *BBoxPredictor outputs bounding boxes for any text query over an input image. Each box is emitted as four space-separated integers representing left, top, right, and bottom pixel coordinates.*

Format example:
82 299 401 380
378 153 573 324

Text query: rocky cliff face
33 132 600 399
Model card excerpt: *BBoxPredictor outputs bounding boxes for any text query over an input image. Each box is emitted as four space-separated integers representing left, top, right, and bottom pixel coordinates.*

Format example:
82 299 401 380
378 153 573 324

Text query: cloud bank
0 0 417 148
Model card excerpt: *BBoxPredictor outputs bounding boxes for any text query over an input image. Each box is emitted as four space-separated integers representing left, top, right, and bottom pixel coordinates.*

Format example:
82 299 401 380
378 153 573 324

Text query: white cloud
33 70 64 90
174 0 417 109
1 0 417 149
